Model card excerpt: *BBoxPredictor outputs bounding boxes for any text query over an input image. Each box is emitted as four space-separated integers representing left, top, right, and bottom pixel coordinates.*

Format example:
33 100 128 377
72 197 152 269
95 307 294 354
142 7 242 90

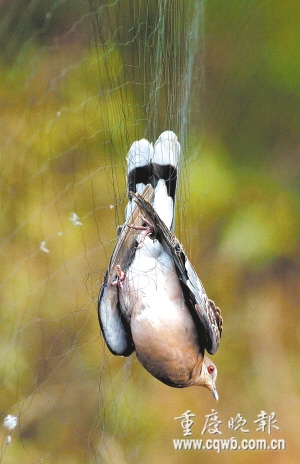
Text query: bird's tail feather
152 131 181 231
126 139 153 221
152 131 181 201
125 131 181 229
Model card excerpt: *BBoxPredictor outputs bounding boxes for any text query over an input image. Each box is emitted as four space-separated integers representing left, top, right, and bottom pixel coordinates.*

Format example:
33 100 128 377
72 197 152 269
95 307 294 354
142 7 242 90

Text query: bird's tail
152 131 181 231
125 131 181 230
125 138 153 221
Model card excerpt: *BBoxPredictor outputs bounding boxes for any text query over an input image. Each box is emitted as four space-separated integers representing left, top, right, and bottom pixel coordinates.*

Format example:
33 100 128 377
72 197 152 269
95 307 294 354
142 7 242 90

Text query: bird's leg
128 216 154 248
111 264 126 289
128 216 153 233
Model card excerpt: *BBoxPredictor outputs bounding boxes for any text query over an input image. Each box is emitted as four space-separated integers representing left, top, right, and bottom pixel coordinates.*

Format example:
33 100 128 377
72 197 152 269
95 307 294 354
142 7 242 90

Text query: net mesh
1 1 299 463
0 1 207 462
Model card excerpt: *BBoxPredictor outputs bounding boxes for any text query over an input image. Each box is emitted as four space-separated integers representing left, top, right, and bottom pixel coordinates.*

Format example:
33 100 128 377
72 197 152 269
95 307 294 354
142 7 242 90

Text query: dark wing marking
132 191 223 355
98 185 154 356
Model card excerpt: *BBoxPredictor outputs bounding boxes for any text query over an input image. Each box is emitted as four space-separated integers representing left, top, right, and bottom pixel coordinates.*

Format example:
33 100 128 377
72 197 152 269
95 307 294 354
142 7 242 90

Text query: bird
98 131 223 400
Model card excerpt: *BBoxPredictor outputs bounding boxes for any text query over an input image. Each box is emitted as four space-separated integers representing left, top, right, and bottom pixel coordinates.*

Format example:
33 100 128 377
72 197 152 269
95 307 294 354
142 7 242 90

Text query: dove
98 131 223 399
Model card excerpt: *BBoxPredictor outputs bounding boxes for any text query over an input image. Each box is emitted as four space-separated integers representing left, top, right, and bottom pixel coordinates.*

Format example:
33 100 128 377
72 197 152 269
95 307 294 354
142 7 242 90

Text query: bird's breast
119 239 203 386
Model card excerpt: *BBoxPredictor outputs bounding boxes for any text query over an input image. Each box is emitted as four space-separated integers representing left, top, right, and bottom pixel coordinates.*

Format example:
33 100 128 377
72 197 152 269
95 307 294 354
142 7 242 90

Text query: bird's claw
111 264 126 289
128 216 154 248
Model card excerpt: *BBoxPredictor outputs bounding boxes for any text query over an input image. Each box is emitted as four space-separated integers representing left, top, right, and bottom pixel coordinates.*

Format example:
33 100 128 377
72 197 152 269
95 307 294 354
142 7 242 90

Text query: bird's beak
211 383 219 401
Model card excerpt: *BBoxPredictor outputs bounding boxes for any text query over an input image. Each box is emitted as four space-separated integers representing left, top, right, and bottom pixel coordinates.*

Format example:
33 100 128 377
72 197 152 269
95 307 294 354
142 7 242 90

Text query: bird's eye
207 365 215 375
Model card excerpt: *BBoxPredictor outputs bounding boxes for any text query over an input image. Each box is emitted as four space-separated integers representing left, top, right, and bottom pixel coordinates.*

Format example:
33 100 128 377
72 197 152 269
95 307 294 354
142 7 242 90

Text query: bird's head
194 356 218 401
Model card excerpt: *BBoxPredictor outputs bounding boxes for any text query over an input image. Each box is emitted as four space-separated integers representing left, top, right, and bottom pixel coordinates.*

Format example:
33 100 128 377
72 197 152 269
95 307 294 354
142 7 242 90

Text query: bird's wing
132 192 223 355
98 184 154 356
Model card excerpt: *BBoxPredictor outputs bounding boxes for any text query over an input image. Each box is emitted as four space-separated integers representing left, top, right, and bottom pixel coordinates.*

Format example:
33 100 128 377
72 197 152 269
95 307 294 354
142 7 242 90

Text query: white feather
152 130 181 167
126 138 153 171
153 179 173 229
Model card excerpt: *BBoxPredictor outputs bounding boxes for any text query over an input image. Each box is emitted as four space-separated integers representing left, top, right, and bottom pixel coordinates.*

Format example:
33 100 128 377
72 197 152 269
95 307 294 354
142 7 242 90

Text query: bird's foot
111 264 126 289
128 216 154 248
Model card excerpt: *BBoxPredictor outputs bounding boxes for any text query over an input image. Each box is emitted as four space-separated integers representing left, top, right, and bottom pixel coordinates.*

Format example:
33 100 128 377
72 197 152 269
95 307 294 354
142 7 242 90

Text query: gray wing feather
132 191 223 355
98 185 154 356
98 280 134 356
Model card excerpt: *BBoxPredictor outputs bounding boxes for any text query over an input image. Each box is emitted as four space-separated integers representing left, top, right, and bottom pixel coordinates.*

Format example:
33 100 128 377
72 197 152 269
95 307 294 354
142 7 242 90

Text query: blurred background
0 0 299 463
